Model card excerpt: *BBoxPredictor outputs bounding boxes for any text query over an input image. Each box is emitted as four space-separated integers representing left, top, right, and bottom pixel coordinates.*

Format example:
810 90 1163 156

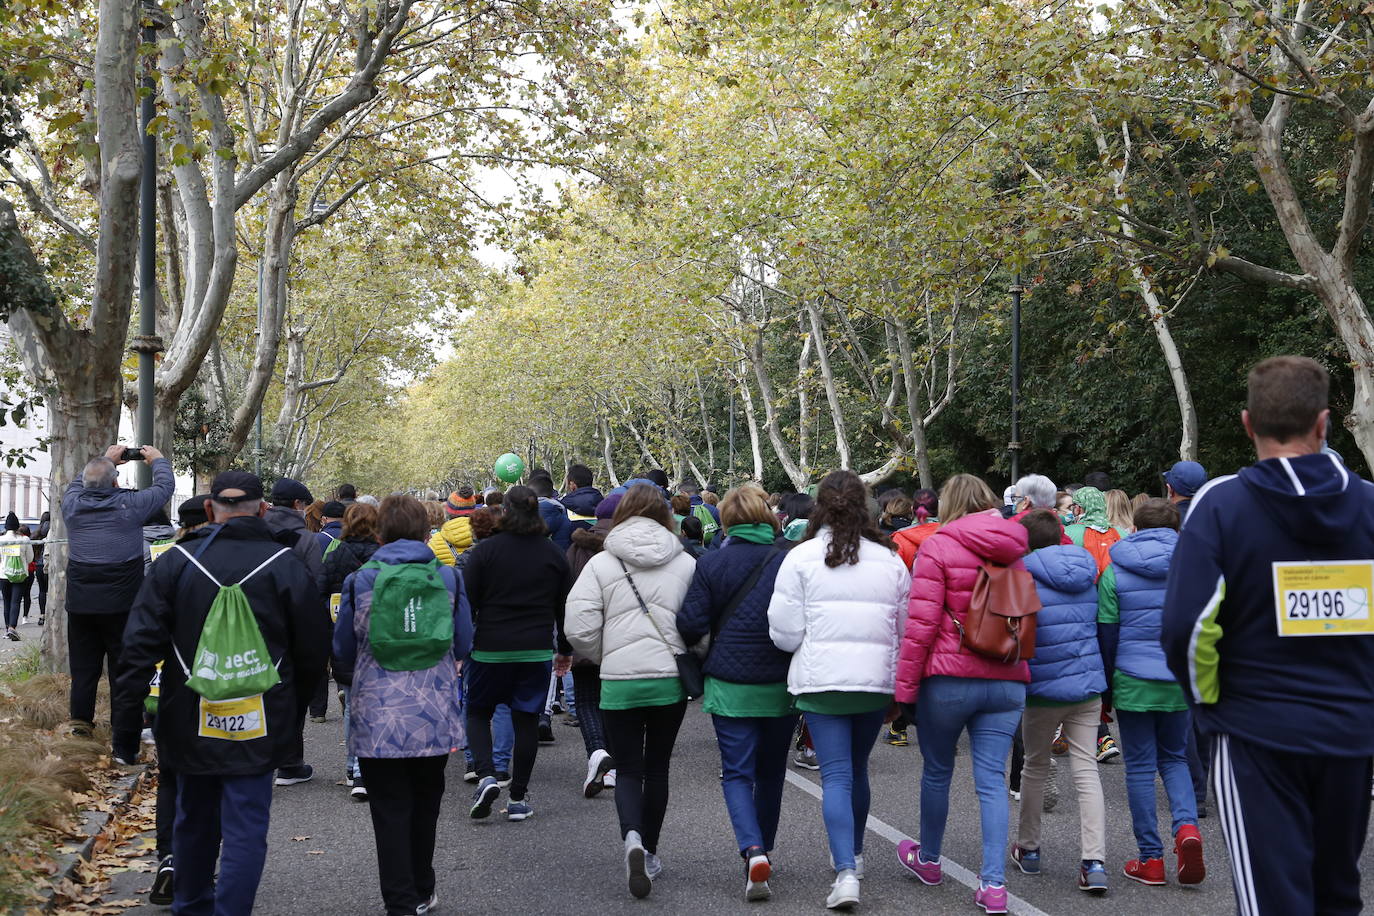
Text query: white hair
82 457 119 488
357 494 379 507
1016 474 1057 510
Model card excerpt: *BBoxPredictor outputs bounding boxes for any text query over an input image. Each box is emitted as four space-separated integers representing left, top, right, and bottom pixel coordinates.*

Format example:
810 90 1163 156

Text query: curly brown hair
341 502 379 543
805 470 892 567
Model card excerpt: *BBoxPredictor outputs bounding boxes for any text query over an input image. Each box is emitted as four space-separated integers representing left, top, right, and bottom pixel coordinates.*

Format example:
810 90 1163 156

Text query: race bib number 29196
1273 560 1374 637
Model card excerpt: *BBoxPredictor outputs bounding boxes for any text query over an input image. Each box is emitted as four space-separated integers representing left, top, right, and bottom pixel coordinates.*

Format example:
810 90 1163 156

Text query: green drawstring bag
364 559 454 671
174 546 288 701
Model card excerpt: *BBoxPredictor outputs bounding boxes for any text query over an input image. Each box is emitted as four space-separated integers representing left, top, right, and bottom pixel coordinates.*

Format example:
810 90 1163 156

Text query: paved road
104 698 1374 916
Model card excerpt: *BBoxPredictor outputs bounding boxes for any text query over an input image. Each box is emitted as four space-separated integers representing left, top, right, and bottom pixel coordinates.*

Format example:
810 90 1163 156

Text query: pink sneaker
896 840 942 885
978 884 1011 911
975 883 1008 914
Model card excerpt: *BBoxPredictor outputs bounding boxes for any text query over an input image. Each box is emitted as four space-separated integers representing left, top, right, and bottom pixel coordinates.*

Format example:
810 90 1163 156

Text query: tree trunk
598 413 621 487
39 376 125 673
223 176 297 464
735 371 765 482
805 299 851 470
891 310 934 488
1137 280 1197 461
747 327 807 489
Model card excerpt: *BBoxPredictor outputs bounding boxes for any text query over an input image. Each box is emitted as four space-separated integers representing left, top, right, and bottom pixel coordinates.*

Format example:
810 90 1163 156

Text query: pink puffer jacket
895 509 1032 703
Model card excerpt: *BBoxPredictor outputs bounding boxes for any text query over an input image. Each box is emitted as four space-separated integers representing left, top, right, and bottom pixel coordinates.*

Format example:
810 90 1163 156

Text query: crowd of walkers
42 354 1374 916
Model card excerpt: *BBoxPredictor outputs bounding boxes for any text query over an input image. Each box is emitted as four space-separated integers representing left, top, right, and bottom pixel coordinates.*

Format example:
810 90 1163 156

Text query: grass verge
0 658 115 910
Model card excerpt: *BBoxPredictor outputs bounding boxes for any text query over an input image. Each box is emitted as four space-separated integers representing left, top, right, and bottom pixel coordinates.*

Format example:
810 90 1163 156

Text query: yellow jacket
428 516 474 565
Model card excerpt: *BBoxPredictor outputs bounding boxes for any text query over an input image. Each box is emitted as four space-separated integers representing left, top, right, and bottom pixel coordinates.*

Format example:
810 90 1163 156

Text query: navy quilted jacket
676 540 791 684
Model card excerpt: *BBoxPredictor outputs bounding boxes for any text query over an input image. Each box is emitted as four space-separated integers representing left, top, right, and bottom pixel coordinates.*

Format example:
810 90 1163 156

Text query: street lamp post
1009 271 1023 483
131 0 165 489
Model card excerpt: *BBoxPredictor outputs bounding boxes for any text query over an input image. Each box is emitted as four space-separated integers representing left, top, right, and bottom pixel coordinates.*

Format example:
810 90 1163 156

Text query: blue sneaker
1011 844 1041 875
506 796 533 821
1078 860 1108 894
469 776 500 819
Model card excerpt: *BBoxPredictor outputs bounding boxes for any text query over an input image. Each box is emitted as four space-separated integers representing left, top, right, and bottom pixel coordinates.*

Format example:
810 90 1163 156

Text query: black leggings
0 579 20 628
571 664 609 759
35 568 47 615
466 706 539 800
602 701 687 854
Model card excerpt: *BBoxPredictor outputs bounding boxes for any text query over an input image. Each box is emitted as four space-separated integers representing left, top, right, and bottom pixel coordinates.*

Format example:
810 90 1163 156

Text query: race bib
197 694 267 741
149 661 163 698
1273 560 1374 637
330 592 341 623
149 542 176 563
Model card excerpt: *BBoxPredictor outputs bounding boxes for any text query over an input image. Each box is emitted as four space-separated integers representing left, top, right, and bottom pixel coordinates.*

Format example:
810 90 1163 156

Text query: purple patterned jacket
334 539 473 758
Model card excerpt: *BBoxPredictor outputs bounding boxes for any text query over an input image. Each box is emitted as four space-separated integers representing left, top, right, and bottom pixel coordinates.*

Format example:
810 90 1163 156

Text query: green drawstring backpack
173 546 288 701
363 559 453 671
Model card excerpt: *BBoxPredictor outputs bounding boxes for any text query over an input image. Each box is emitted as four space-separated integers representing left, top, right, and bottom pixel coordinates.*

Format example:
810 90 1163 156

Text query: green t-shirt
702 677 794 718
470 649 553 664
1097 567 1188 711
601 676 686 710
795 691 890 716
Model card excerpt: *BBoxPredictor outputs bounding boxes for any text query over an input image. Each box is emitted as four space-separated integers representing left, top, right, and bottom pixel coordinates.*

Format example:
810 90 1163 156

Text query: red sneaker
1175 824 1206 885
1122 857 1166 886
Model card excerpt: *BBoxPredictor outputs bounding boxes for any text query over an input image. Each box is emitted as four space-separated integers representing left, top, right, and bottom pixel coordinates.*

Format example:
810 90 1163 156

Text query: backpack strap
710 547 783 643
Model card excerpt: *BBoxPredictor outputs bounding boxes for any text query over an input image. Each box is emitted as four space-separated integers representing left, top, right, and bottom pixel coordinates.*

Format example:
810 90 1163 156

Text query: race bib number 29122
197 694 267 741
1273 560 1374 637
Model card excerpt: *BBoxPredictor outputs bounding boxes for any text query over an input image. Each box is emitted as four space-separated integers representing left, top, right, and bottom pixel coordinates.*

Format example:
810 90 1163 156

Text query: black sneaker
350 774 368 802
538 717 555 744
149 854 173 905
275 764 314 786
495 771 512 788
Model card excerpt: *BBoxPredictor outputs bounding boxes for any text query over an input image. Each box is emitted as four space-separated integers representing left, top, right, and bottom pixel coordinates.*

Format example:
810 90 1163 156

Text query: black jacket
323 537 381 597
264 505 327 594
112 517 330 773
462 531 573 655
323 537 382 687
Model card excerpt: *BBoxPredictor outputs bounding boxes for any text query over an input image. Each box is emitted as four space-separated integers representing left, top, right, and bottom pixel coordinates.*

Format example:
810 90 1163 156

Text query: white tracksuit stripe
1215 736 1260 916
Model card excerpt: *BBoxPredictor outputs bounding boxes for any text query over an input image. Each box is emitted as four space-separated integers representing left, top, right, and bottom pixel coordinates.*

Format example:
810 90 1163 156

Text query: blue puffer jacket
539 497 572 551
676 540 791 684
1113 528 1177 682
334 539 474 758
1024 545 1107 702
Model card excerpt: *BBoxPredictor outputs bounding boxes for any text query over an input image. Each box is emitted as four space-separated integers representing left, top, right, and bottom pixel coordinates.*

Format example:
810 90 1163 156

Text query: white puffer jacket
565 516 697 681
768 529 911 697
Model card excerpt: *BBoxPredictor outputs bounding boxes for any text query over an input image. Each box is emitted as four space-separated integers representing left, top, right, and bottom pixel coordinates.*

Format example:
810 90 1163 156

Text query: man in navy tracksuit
1162 356 1374 916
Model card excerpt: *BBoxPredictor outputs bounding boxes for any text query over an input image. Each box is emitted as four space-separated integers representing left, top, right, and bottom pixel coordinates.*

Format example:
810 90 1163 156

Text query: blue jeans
712 713 799 854
173 771 274 916
1117 709 1197 859
916 676 1026 886
805 707 887 872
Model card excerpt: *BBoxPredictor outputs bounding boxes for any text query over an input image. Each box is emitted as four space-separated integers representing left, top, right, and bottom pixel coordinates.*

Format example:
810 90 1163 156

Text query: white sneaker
826 870 860 910
828 851 865 879
603 768 617 789
645 852 662 880
746 852 771 901
584 749 613 798
625 830 651 899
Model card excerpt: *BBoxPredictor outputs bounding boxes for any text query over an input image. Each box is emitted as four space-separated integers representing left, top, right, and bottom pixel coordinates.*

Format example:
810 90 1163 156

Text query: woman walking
767 470 910 911
564 493 622 798
565 484 696 899
334 494 473 916
324 502 383 800
462 486 574 822
677 484 793 902
0 512 33 640
896 474 1033 915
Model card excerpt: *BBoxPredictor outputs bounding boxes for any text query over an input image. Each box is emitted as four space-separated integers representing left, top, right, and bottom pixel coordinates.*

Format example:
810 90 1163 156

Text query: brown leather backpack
946 561 1042 664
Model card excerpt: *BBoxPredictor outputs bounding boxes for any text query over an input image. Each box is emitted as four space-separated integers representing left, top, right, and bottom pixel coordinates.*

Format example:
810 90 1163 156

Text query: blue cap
1163 461 1207 498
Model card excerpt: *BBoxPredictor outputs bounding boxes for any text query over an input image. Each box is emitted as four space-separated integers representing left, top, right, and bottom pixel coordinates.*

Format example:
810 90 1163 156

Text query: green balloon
494 453 525 484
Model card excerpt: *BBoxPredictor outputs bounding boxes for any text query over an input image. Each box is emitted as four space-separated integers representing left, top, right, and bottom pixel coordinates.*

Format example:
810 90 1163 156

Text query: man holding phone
61 444 174 742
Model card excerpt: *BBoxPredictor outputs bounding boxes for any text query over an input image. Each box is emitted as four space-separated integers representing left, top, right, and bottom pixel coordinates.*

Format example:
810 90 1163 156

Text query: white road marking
784 770 1053 916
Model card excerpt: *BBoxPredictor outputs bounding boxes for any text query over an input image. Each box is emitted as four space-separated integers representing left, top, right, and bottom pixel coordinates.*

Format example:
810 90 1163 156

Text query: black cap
177 495 211 528
322 500 346 518
210 471 264 504
4 511 18 532
269 478 313 504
